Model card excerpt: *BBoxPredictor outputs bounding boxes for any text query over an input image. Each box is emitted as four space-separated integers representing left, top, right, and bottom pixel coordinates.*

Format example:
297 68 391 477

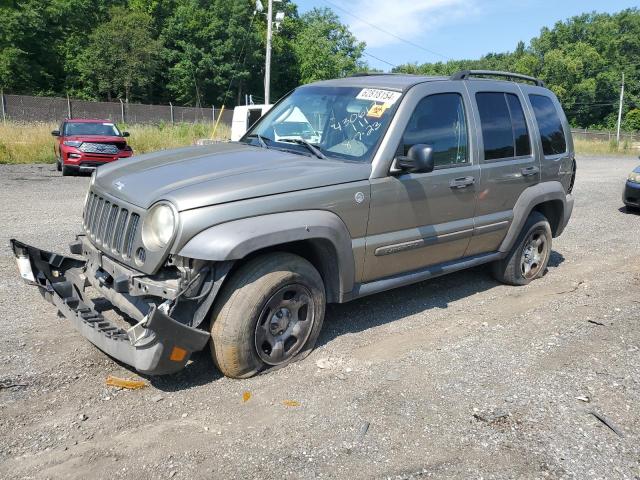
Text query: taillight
568 159 576 194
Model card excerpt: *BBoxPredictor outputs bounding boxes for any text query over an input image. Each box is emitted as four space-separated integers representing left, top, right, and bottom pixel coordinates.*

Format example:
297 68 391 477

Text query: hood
94 142 371 211
65 135 126 143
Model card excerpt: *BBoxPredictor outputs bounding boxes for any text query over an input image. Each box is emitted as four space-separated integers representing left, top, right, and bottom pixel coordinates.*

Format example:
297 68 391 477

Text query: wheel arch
531 199 564 236
177 210 355 303
499 181 569 253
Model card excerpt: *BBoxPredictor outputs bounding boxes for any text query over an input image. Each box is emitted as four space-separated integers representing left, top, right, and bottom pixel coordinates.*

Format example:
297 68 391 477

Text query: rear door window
476 92 531 161
507 94 531 156
529 94 567 155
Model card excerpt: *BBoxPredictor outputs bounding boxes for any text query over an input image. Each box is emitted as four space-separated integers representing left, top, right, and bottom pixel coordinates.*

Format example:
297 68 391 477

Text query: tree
78 7 163 102
624 109 640 132
393 8 640 129
293 8 366 84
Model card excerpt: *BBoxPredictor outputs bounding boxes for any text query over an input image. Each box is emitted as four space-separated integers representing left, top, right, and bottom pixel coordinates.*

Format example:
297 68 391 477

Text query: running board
347 252 503 301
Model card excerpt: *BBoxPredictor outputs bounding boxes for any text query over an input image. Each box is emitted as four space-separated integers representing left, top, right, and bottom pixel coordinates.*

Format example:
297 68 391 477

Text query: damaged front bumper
10 238 210 375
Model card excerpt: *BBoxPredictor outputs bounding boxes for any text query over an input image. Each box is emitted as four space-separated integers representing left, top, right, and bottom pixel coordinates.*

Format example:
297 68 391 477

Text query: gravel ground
0 156 639 480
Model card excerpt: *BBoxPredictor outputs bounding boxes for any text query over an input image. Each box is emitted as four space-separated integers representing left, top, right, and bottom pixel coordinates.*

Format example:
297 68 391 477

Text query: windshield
64 122 122 136
242 85 402 162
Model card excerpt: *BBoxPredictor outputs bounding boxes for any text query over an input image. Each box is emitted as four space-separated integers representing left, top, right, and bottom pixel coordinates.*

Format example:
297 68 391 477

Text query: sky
294 0 639 70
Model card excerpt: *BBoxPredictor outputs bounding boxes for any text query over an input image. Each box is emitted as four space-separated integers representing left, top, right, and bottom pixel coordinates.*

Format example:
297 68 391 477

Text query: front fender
177 210 356 296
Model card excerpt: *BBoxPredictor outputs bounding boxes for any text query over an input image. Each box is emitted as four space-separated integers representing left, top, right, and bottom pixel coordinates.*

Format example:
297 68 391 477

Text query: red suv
52 119 133 176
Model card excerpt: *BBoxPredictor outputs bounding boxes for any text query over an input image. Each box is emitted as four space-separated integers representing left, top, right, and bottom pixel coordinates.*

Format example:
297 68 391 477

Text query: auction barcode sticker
356 88 402 106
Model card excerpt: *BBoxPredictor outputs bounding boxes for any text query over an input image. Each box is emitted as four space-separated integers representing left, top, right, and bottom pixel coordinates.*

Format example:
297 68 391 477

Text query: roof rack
451 70 545 87
348 72 402 77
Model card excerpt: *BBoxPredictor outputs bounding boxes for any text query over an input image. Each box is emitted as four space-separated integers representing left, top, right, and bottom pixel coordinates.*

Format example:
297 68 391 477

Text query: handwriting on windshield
330 106 382 141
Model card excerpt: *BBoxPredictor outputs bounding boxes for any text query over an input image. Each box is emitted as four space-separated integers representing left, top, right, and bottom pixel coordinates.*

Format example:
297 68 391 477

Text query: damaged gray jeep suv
11 70 575 378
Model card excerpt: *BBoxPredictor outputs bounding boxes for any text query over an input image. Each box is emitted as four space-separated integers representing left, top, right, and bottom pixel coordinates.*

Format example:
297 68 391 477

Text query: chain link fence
3 93 638 146
0 92 233 126
570 128 640 143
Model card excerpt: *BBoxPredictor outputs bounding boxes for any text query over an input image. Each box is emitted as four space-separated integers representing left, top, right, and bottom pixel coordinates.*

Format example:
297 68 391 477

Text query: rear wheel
492 211 552 286
210 253 326 379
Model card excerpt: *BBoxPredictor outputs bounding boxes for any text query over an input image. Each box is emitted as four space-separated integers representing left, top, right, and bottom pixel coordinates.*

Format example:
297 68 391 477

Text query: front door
363 85 479 282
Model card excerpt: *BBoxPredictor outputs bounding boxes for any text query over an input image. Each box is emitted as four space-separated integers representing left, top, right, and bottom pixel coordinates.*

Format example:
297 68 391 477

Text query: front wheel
210 253 326 379
61 164 74 176
492 211 552 286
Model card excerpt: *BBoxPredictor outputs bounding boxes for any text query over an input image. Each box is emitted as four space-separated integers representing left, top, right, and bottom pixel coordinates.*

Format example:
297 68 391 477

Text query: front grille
79 143 119 155
83 191 140 259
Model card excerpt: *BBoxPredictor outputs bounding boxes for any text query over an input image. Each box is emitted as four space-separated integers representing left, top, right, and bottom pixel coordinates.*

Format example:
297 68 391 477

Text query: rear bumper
9 239 210 375
623 181 640 208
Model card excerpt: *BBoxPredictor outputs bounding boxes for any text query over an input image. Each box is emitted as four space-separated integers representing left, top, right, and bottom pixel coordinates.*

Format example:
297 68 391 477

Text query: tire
61 164 74 176
491 211 552 286
210 252 326 379
56 158 62 171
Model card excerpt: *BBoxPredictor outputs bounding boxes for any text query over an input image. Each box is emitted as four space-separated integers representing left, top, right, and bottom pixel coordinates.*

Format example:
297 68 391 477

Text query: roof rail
348 72 401 77
451 70 545 87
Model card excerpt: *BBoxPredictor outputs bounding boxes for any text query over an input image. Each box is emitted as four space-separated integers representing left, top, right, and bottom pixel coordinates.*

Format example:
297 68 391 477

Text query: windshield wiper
245 134 270 149
279 138 326 159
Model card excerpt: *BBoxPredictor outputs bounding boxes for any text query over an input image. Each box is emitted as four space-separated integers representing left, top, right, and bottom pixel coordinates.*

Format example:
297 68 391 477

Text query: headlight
63 140 83 147
628 172 640 184
142 203 177 251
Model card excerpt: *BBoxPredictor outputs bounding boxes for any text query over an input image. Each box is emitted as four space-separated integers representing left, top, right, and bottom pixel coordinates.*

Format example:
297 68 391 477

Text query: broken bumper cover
10 239 210 375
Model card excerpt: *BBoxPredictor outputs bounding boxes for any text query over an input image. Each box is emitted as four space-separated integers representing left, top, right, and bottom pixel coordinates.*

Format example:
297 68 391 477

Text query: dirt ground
0 155 639 480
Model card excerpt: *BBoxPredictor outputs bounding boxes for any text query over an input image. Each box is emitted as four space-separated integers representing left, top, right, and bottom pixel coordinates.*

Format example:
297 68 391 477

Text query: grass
0 120 636 164
574 138 639 156
0 121 230 164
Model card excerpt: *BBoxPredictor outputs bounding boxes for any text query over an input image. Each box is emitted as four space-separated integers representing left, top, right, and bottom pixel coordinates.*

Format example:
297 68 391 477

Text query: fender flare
499 181 571 253
177 210 356 297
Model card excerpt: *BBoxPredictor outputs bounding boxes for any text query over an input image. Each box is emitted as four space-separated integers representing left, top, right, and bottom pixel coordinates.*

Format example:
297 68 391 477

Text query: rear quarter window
529 94 567 156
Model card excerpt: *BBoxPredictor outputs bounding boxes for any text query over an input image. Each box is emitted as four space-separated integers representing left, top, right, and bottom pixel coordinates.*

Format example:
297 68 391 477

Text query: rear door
464 81 540 256
363 82 479 282
523 88 574 190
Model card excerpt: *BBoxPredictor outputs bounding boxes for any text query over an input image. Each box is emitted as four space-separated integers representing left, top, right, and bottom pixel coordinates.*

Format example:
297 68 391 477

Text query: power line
362 50 397 69
320 0 451 61
222 12 258 105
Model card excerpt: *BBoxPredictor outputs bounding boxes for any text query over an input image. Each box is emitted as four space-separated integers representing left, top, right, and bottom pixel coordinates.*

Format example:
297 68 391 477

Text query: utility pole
264 0 273 105
262 0 284 105
1 89 6 123
616 72 625 144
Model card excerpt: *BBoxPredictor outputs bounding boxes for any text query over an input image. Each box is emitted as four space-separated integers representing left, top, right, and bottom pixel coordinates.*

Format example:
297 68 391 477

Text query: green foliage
623 109 640 131
3 0 637 131
293 8 366 84
78 7 163 102
394 9 640 129
0 0 365 107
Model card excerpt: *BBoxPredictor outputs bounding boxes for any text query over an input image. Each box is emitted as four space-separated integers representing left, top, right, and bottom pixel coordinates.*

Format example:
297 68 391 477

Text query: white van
231 105 272 141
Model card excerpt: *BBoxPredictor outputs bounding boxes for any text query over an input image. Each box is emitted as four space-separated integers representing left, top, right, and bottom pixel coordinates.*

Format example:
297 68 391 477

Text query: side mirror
51 130 60 137
122 131 130 137
395 144 434 174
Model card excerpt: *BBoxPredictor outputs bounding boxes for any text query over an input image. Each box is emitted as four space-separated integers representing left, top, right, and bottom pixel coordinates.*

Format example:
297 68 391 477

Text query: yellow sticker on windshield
367 103 388 118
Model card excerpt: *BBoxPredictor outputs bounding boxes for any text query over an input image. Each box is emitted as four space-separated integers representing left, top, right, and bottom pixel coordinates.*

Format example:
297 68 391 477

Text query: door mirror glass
396 144 434 173
122 131 130 137
51 130 60 137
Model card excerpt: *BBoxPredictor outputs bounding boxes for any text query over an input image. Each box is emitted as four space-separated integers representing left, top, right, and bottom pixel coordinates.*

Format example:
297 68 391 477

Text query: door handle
449 176 475 189
521 166 539 177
